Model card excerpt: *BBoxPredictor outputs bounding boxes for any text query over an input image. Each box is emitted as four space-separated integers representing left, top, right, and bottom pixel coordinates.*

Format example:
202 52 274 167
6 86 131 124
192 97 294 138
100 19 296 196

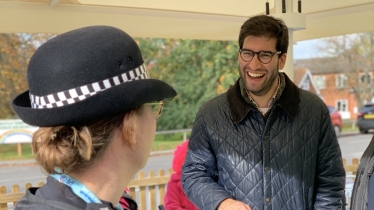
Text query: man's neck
248 93 270 108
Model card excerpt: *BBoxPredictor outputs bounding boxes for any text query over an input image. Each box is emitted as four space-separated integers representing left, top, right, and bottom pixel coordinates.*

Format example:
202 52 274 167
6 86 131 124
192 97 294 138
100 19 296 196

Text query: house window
336 74 347 89
360 73 371 84
313 75 326 89
336 99 348 112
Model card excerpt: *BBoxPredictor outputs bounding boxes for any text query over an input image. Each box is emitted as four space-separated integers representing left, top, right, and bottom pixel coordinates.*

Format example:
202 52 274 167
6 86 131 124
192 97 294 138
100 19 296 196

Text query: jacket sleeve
314 106 346 209
181 110 232 210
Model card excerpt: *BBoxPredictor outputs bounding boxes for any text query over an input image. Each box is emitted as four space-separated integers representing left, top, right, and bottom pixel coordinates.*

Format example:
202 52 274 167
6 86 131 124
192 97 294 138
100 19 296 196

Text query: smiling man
182 15 346 210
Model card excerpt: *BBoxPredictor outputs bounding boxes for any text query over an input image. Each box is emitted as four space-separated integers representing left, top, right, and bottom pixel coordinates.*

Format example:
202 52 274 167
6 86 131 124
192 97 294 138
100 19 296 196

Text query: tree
0 34 53 118
136 38 239 130
1 35 240 130
321 32 374 110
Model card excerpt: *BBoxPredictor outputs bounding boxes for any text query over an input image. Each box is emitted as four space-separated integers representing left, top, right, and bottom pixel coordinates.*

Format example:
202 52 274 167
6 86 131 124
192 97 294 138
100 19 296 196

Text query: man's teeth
247 72 265 77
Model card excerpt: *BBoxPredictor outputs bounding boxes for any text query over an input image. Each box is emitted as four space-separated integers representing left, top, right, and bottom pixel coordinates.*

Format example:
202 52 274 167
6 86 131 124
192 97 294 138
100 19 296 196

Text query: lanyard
51 173 124 210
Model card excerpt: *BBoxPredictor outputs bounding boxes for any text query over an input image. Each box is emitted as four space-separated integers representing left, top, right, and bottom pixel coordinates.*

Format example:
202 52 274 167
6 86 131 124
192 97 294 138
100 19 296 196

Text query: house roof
294 57 345 74
294 54 373 75
293 68 321 97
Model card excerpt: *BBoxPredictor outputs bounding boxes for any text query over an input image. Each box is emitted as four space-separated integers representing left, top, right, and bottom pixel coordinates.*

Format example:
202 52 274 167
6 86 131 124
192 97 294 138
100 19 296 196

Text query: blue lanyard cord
51 174 124 210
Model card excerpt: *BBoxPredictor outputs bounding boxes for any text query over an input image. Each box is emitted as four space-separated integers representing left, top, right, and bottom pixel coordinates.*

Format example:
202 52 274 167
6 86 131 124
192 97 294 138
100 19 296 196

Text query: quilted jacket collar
227 72 300 123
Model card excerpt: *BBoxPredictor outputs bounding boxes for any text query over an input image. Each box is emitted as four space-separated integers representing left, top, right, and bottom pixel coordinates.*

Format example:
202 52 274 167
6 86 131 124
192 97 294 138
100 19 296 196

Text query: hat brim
12 79 176 127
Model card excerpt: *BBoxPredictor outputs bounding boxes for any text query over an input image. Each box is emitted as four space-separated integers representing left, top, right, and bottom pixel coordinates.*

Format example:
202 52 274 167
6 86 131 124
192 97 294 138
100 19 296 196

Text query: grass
0 132 190 161
342 121 359 132
0 143 35 161
153 132 189 151
342 126 358 132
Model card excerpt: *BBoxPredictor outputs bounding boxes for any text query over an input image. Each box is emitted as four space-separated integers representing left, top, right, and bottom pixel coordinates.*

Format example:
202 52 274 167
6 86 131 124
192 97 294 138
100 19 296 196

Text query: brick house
293 58 374 120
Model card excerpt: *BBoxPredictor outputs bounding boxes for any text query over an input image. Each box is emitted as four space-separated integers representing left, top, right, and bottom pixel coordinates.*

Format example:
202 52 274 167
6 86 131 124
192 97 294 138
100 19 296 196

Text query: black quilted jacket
350 135 374 210
182 74 346 210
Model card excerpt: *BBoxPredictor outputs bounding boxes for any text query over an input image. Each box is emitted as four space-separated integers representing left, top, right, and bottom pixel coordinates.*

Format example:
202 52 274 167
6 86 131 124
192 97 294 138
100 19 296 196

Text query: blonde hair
32 106 143 174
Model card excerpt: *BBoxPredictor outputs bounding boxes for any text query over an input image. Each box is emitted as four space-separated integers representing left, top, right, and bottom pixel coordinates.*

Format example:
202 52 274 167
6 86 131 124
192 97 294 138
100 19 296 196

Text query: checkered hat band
29 64 149 109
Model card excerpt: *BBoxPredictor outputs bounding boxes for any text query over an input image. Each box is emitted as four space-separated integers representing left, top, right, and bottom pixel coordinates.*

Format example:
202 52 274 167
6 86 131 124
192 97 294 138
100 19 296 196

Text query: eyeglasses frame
144 101 164 119
239 49 282 64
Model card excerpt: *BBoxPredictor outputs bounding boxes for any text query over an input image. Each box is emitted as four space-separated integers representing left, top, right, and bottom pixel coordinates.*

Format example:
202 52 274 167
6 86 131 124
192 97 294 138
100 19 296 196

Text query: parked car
357 103 374 134
327 105 343 137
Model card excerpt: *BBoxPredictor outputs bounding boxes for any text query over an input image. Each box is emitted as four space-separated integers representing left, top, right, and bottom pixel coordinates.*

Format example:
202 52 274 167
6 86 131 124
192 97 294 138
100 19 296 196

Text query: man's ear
278 53 287 70
122 112 137 147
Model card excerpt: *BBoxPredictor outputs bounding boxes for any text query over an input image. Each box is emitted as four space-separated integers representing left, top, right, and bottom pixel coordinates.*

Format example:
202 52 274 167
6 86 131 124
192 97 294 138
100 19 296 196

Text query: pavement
0 131 360 168
340 130 361 137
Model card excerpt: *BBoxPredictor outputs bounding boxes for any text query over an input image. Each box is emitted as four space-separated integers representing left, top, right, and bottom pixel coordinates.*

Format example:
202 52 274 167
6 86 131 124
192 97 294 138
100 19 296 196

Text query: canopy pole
272 0 306 81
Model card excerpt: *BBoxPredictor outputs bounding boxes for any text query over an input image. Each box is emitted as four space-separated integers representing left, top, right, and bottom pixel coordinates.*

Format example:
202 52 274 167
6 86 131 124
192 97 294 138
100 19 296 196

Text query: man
350 134 374 210
182 15 346 210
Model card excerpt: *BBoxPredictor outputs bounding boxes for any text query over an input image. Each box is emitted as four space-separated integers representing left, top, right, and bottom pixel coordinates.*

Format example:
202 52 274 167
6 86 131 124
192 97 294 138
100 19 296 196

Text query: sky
293 39 324 60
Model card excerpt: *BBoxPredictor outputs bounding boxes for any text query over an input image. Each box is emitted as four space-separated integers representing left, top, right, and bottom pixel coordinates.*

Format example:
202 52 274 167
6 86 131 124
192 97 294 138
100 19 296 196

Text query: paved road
339 132 373 163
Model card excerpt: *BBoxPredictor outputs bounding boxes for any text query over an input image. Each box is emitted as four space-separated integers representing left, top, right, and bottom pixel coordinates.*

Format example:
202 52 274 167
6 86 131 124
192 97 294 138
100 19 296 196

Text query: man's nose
248 54 262 69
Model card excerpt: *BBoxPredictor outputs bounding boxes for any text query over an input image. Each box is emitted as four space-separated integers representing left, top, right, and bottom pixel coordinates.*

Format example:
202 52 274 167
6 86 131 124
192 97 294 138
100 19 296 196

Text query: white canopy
1 0 374 79
1 0 374 42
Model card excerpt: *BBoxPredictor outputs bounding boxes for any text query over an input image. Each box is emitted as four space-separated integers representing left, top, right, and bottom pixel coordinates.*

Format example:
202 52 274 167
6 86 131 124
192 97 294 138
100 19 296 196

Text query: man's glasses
239 49 281 64
144 101 164 119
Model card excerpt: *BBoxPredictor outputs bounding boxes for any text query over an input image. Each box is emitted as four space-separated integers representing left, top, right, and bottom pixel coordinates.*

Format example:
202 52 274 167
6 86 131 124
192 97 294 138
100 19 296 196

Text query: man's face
238 36 286 96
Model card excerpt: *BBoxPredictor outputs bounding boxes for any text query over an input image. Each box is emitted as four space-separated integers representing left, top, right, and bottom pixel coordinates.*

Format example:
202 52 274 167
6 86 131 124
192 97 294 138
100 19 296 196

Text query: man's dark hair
238 15 289 56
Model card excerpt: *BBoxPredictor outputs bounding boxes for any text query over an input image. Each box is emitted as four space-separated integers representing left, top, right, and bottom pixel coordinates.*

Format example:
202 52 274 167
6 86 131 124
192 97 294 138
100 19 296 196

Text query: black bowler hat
12 25 176 127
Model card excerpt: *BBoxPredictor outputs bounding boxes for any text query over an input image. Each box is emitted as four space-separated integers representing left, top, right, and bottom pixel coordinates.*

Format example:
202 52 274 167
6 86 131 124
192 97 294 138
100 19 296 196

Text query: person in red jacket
164 141 198 210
